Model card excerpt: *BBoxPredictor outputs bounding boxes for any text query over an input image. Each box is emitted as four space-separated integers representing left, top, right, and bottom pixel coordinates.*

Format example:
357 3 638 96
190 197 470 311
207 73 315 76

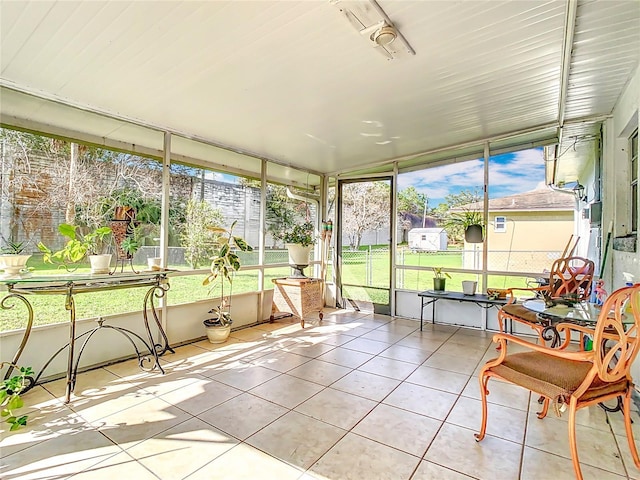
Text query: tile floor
2 309 639 479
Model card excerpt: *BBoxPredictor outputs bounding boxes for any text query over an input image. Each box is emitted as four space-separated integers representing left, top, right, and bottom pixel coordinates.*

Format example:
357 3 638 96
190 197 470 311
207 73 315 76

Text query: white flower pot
286 243 313 278
0 254 31 275
286 243 312 266
205 324 231 344
89 254 112 274
462 280 477 295
147 257 162 269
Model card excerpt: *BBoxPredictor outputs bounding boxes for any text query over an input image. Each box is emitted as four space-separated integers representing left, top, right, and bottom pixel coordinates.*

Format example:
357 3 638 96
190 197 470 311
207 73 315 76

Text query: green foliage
120 236 140 256
202 220 253 325
179 200 224 269
437 188 484 244
397 187 428 216
0 241 25 255
275 221 315 247
38 224 112 266
0 364 33 431
263 184 314 246
432 267 451 279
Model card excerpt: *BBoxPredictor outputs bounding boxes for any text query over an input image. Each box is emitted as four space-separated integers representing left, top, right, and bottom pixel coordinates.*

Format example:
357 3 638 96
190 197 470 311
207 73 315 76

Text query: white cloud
398 148 547 203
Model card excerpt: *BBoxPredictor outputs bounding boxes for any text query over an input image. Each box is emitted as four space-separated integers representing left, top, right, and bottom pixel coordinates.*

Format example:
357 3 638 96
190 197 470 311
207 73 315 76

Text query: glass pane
168 164 260 269
167 270 259 307
488 148 570 273
397 158 485 274
339 179 391 307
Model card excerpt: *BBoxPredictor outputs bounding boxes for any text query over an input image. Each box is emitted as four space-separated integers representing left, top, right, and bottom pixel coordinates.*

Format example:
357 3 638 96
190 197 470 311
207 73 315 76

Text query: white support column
390 163 398 316
482 142 489 294
160 132 171 268
258 159 266 322
159 132 171 333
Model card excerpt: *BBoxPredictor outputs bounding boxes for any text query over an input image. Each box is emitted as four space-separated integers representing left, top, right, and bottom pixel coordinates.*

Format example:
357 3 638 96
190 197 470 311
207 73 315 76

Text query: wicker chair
498 256 595 344
476 283 640 480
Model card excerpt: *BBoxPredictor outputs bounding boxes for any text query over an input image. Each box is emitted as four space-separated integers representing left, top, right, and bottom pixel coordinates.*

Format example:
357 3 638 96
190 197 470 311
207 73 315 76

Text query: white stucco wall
0 289 274 384
605 66 640 380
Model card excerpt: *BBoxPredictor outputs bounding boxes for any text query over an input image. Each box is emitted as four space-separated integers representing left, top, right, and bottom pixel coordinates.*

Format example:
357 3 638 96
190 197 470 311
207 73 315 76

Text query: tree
179 199 224 269
397 186 428 216
341 182 389 250
397 186 429 241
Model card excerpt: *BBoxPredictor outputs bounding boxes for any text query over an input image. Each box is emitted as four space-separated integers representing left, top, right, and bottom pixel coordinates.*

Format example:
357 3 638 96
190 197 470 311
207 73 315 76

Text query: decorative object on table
462 280 477 295
0 363 34 431
475 283 640 480
275 220 316 278
0 240 32 278
202 221 253 343
486 288 508 300
594 279 608 306
147 257 162 270
432 267 450 291
38 223 113 273
110 207 141 273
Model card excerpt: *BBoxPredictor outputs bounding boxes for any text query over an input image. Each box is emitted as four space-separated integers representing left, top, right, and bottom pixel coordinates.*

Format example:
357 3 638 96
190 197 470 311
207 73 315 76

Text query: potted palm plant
275 221 315 277
202 221 253 343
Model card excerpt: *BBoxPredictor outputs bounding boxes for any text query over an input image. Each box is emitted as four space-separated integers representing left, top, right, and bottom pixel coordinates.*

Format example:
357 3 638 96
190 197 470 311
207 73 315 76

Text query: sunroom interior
1 1 639 478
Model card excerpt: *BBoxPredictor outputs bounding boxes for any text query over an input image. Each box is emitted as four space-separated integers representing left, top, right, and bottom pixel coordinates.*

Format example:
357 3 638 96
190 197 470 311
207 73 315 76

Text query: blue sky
397 147 546 208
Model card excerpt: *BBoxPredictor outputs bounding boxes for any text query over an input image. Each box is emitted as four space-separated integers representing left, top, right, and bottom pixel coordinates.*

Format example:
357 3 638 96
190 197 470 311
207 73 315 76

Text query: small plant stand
270 277 324 328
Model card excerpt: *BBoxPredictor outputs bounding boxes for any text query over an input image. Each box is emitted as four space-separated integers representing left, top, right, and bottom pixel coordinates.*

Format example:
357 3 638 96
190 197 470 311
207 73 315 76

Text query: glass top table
522 299 602 324
522 298 633 348
1 271 174 403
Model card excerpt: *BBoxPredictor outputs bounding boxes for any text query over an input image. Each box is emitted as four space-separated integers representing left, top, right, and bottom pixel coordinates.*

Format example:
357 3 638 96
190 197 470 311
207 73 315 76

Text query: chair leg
568 397 584 480
475 372 490 442
623 389 640 469
536 397 550 419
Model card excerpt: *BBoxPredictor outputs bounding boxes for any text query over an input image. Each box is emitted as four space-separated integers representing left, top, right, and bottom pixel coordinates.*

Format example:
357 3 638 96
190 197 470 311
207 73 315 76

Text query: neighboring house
461 188 577 272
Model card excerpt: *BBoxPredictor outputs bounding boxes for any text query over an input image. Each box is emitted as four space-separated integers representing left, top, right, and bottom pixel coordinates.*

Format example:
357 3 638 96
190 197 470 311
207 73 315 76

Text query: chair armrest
491 333 593 362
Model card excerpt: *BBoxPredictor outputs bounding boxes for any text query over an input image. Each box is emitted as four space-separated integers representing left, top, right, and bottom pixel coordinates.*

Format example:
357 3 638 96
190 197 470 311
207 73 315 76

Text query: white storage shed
408 228 448 252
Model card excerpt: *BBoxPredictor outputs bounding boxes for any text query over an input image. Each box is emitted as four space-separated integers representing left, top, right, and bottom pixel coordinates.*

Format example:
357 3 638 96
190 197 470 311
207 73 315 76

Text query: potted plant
275 221 316 278
0 240 31 276
432 267 451 291
202 221 253 343
38 223 113 273
445 209 484 243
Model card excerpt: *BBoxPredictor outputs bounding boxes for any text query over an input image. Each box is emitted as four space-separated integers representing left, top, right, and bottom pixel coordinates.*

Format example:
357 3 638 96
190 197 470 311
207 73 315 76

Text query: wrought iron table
0 272 175 403
418 290 508 331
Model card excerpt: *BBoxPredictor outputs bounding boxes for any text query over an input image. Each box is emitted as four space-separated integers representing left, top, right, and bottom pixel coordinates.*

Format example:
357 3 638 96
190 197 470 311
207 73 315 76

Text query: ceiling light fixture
372 25 397 46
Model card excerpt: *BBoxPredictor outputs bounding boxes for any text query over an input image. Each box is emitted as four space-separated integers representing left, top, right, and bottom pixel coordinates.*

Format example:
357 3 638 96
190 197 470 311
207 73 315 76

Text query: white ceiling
0 0 638 183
